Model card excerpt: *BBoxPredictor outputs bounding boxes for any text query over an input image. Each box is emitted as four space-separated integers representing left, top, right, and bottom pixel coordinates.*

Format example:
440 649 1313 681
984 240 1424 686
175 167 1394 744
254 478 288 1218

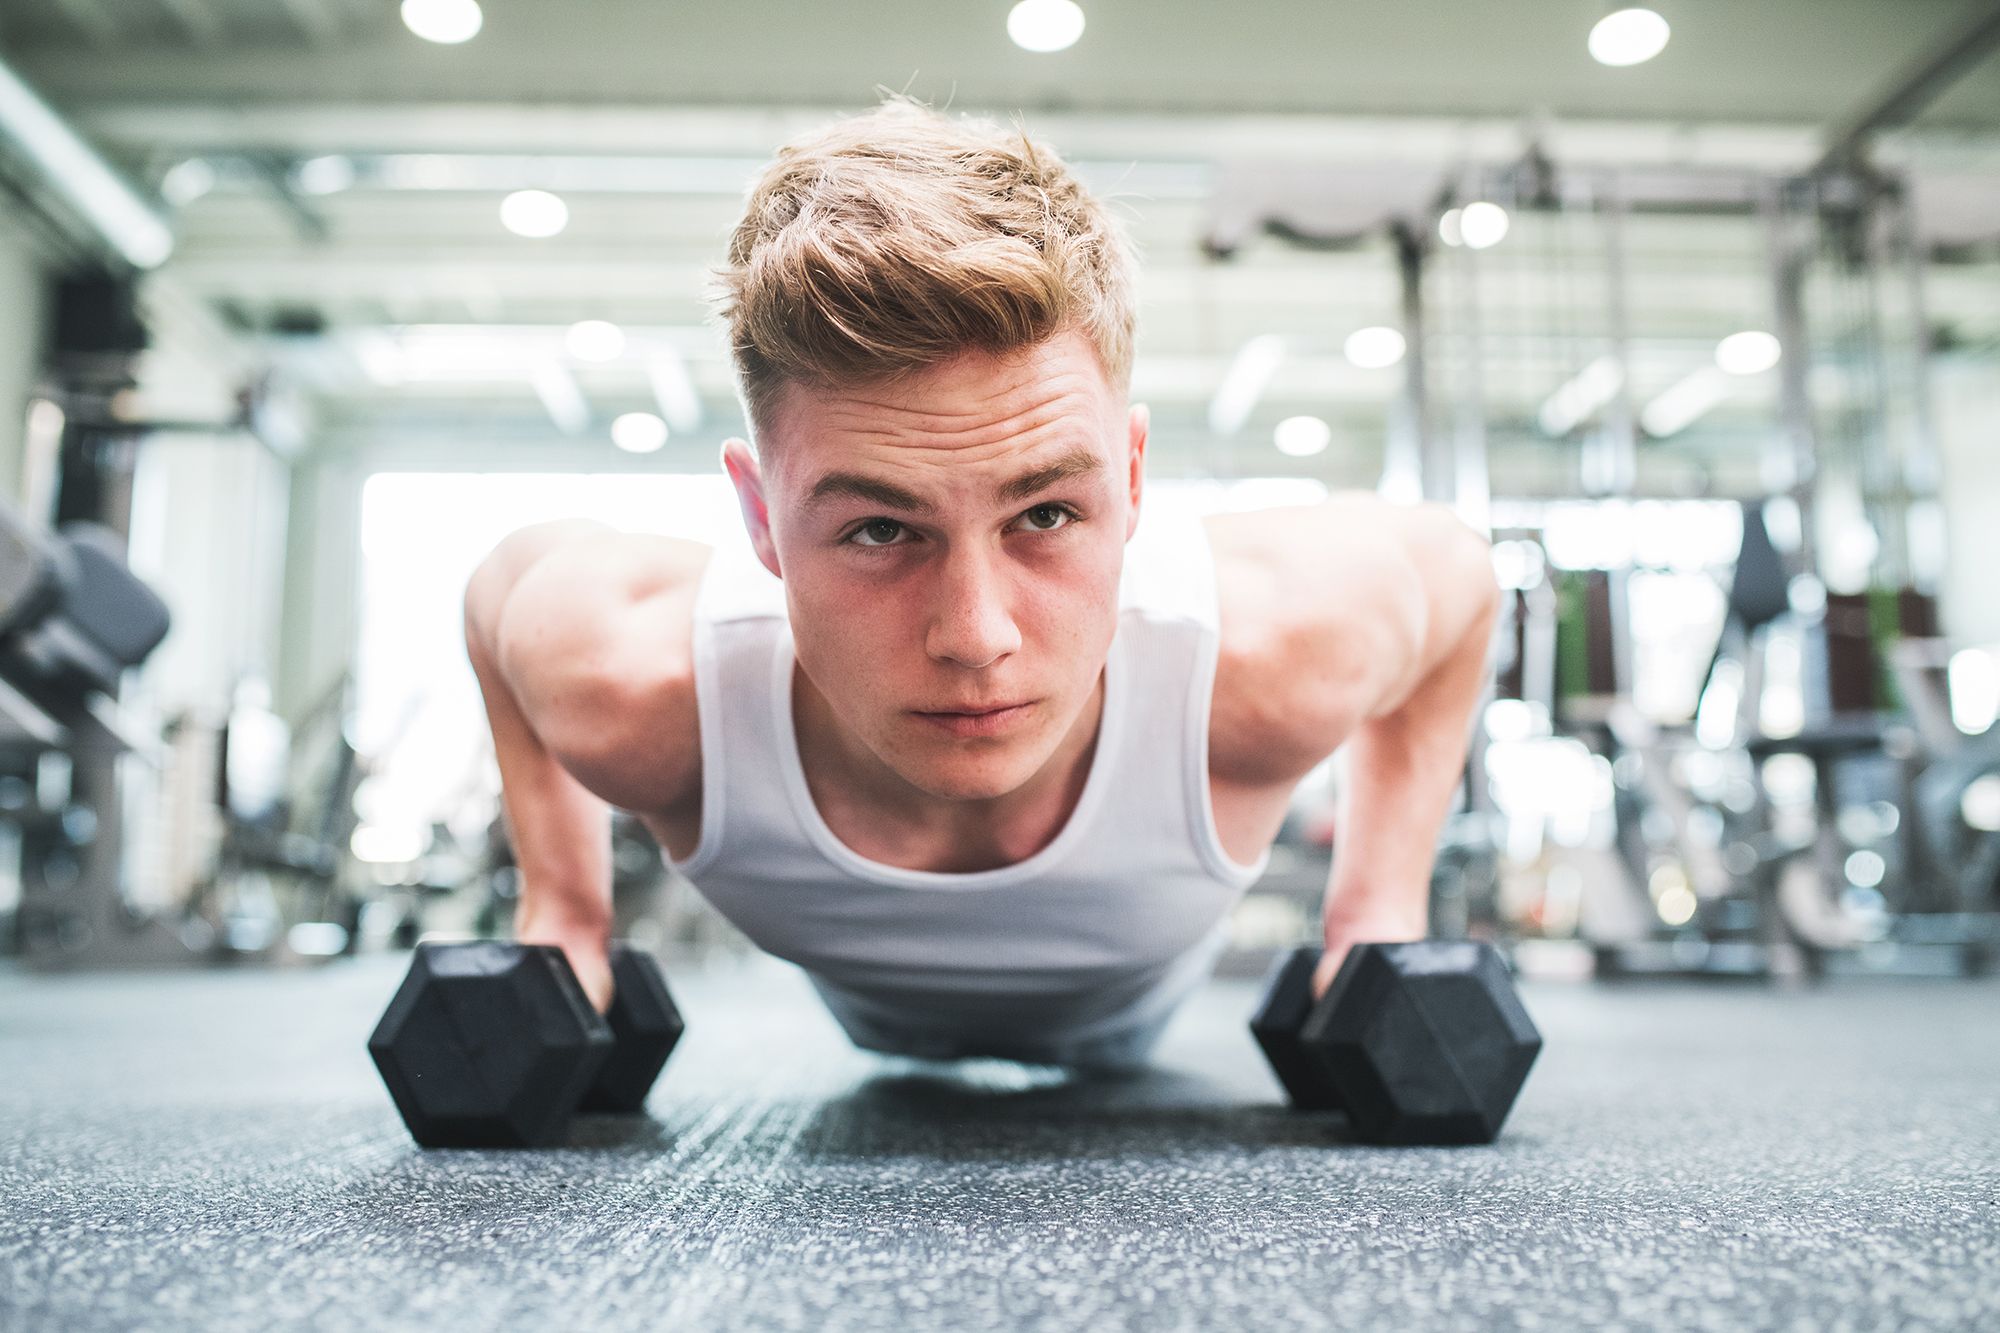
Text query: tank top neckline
769 625 1129 891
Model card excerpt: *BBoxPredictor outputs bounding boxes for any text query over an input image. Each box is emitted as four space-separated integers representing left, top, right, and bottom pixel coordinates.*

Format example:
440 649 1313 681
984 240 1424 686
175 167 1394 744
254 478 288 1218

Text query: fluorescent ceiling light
1638 366 1728 437
0 57 173 268
1207 335 1286 436
532 363 589 435
646 350 704 433
160 158 215 207
295 155 355 195
566 320 625 363
351 324 710 387
1008 0 1086 52
1537 355 1624 436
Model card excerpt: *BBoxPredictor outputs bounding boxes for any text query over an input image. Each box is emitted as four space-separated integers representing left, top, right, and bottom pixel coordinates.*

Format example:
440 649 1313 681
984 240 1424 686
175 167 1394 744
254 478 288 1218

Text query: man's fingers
570 949 615 1014
1310 945 1349 1000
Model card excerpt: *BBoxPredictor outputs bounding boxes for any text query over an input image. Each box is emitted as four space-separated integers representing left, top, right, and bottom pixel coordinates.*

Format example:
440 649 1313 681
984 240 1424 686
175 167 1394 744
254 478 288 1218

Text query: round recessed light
501 189 569 239
1589 8 1671 67
1273 415 1332 458
1715 330 1781 375
1459 201 1511 250
611 412 669 454
401 0 483 45
1008 0 1086 52
1343 326 1407 370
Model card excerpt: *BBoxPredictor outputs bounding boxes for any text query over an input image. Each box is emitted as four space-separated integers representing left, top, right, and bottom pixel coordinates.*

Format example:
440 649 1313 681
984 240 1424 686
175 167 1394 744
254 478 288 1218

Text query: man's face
724 330 1147 803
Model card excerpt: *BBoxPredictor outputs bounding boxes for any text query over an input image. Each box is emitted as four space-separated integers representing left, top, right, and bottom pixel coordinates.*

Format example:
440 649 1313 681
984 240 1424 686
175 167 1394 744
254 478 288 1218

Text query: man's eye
1016 504 1076 532
847 519 907 547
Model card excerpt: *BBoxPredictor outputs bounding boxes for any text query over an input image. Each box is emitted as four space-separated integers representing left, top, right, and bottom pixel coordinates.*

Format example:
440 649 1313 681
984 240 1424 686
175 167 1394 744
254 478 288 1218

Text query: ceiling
3 0 1997 126
1 0 1997 495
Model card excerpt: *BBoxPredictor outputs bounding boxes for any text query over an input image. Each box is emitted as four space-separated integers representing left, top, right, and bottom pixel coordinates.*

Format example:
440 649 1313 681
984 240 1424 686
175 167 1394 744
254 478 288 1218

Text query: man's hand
516 905 614 1013
1312 895 1427 998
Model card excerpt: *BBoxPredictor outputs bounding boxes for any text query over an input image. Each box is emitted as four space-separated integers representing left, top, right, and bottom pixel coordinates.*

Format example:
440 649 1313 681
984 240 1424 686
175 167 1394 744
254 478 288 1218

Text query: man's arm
1316 506 1499 989
462 520 706 1010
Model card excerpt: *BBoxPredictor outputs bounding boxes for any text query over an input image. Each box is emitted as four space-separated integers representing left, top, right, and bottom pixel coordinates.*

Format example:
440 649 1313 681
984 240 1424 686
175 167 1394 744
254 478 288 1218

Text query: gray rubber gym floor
2 952 1996 1332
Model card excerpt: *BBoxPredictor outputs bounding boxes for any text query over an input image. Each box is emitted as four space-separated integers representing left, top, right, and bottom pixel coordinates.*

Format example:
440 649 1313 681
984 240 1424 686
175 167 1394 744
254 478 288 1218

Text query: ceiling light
1459 201 1510 250
1589 8 1671 67
565 320 625 362
1273 416 1332 458
401 0 483 44
1343 326 1406 370
295 155 355 196
646 351 704 433
1963 774 2000 831
1438 208 1464 248
611 412 669 455
1949 649 1999 738
1008 0 1085 52
1537 355 1624 436
531 363 589 435
1638 366 1728 437
1715 330 1781 375
1208 335 1286 436
0 58 174 269
160 158 215 207
500 189 568 238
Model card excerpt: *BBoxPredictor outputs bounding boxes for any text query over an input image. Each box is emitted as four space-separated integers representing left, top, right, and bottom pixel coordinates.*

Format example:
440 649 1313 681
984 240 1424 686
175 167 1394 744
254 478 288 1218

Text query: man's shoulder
503 531 715 812
514 530 714 686
1201 499 1422 785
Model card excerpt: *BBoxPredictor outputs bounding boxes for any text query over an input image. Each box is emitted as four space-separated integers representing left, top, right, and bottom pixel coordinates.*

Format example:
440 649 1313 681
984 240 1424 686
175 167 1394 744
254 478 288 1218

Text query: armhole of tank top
665 606 726 879
1177 513 1273 888
1185 623 1271 888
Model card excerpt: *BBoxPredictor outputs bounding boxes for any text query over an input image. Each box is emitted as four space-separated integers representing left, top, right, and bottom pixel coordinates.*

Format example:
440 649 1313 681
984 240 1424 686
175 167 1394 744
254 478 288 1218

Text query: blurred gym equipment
0 494 180 966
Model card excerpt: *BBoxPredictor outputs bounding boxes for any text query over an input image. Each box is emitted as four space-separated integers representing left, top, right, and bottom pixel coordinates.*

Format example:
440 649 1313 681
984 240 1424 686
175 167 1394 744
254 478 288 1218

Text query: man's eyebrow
804 473 935 515
995 446 1104 504
803 445 1105 515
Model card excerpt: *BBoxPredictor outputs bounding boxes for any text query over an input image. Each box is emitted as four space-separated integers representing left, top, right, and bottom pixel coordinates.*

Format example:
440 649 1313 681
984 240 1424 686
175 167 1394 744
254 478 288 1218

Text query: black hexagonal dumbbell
1250 941 1542 1145
577 943 686 1114
368 940 686 1148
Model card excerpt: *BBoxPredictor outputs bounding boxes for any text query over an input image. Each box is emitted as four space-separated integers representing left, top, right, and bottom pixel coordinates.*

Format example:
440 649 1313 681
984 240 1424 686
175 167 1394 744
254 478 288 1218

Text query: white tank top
665 505 1270 1051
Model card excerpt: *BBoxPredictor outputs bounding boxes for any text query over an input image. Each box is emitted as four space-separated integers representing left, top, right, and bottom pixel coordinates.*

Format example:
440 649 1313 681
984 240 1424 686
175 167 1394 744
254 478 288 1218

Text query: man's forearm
464 523 616 936
1323 602 1496 936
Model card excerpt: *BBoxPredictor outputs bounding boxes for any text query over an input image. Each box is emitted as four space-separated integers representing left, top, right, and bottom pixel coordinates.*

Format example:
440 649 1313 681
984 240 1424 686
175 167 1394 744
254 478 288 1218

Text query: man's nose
924 548 1022 670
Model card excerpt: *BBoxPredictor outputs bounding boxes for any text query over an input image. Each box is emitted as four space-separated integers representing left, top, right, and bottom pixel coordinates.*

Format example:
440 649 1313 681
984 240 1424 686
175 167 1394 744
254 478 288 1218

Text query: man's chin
884 741 1039 804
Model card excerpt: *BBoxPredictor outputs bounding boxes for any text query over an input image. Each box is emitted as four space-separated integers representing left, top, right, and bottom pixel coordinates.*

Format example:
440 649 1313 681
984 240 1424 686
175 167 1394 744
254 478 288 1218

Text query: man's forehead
768 333 1113 448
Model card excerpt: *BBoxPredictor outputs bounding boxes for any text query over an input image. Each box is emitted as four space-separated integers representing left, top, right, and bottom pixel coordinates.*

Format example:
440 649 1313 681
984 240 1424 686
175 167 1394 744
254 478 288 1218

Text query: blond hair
710 95 1137 445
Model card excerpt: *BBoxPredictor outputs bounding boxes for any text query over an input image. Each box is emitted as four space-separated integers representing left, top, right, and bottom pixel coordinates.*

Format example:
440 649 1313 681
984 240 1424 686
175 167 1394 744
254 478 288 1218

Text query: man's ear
1124 402 1149 540
721 438 782 579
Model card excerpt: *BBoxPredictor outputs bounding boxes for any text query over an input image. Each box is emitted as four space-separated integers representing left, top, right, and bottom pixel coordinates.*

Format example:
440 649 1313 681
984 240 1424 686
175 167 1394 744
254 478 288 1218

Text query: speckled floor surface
2 952 1996 1331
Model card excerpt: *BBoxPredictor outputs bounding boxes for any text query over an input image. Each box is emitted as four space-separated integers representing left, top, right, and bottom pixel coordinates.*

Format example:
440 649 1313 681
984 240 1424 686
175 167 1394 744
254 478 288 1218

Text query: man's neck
791 667 1106 873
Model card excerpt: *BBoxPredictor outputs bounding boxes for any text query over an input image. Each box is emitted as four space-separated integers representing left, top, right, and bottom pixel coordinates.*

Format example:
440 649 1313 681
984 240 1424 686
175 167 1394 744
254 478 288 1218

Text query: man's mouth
912 702 1034 737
